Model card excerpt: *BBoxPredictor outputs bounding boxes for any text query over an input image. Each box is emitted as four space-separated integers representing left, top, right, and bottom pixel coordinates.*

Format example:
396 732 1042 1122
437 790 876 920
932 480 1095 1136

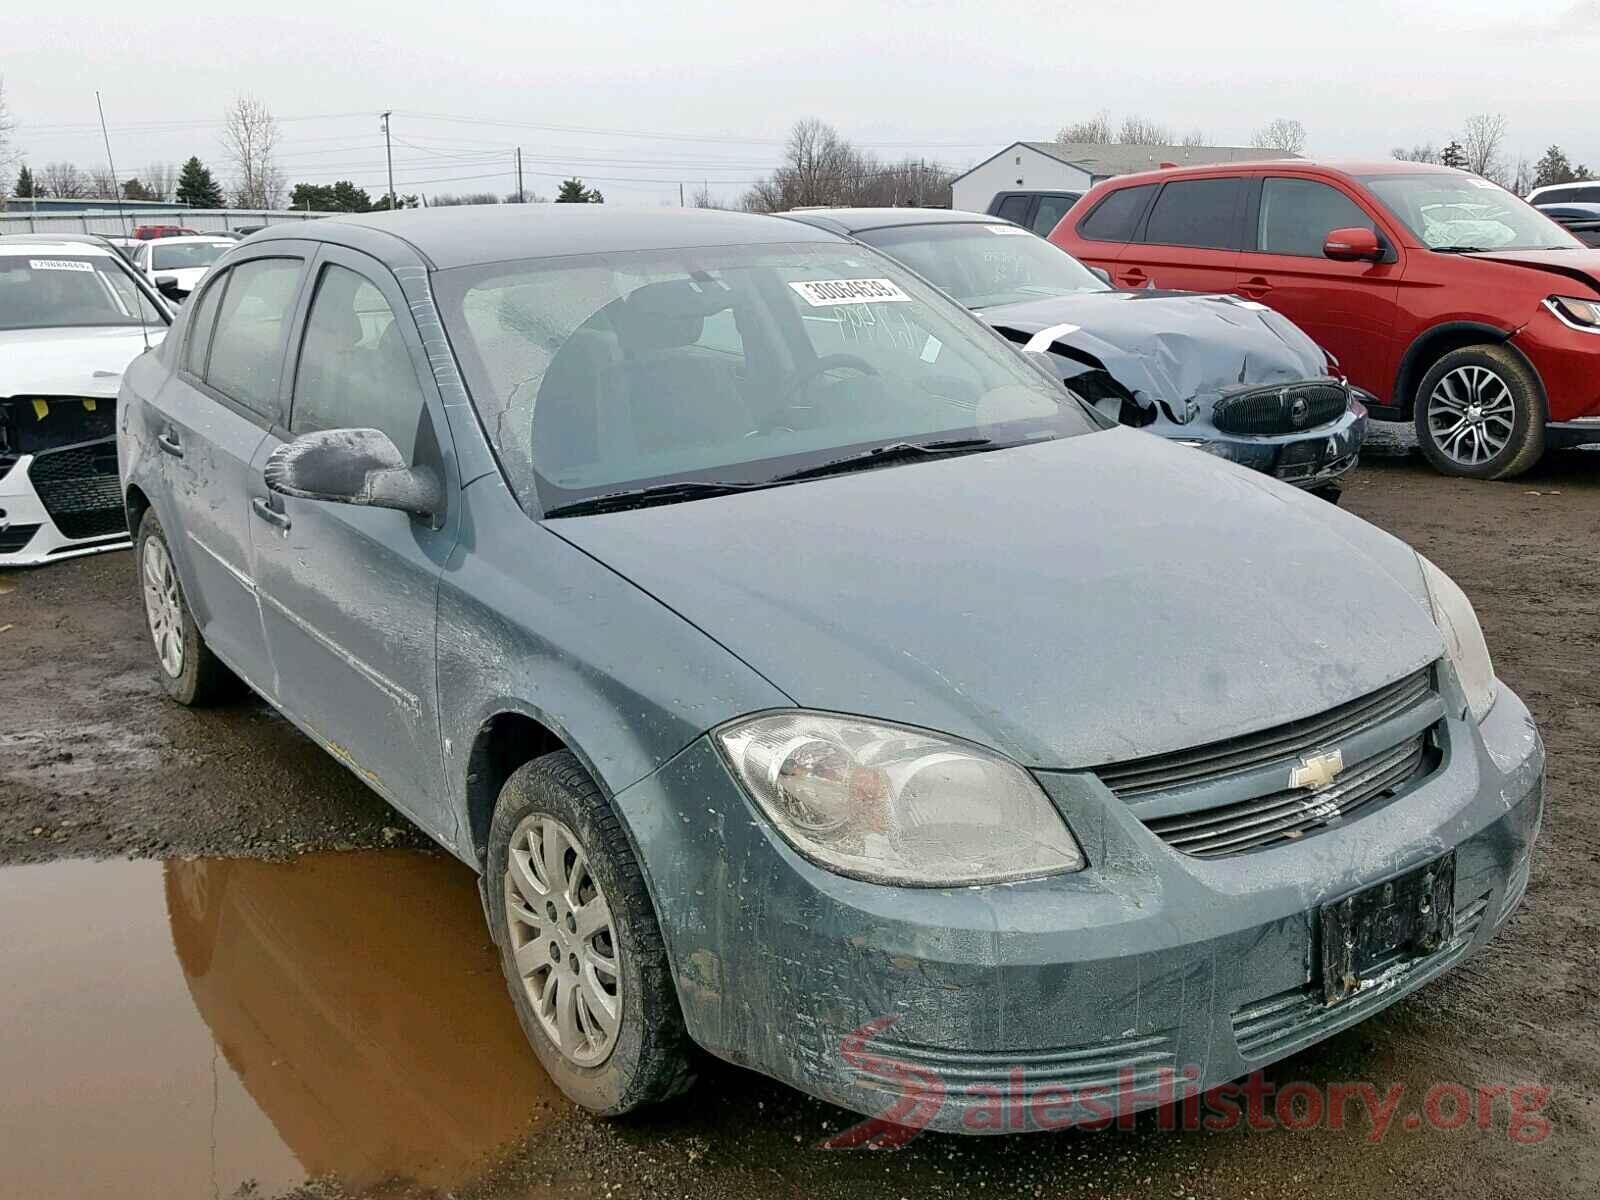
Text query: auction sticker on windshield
29 259 96 272
984 225 1034 236
789 278 912 307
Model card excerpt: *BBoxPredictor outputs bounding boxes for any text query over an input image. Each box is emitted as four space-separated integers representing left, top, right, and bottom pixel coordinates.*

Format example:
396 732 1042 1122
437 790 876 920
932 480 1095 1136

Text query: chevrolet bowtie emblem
1290 749 1345 792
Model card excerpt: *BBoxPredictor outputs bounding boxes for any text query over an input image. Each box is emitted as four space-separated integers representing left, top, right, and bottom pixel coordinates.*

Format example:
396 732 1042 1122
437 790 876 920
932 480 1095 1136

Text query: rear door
1236 175 1404 394
248 246 459 833
1119 175 1247 293
147 247 310 694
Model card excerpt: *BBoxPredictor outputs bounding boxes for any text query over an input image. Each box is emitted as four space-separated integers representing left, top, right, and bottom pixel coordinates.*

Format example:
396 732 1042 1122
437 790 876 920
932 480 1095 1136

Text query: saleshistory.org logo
821 1017 1553 1149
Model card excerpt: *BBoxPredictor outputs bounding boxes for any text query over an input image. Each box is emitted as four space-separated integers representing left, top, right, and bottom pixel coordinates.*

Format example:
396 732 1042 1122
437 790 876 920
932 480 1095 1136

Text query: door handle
1119 268 1150 288
1238 275 1273 298
156 431 183 458
251 496 291 531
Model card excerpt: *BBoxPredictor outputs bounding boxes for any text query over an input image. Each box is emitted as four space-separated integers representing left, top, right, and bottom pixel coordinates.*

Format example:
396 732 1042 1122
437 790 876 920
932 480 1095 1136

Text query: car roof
1096 159 1472 187
0 233 119 256
779 207 1017 235
250 204 847 271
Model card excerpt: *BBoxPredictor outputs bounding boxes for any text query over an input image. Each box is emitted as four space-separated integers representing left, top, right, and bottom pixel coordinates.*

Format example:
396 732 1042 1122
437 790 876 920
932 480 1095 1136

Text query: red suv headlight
1547 295 1600 332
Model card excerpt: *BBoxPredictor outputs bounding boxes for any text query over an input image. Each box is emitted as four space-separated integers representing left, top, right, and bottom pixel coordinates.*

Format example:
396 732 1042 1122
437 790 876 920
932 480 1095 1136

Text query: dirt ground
2 439 1597 1199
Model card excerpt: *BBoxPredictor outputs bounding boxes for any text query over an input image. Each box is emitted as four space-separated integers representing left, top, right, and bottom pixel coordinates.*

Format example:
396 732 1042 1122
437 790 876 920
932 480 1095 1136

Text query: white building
950 142 1300 214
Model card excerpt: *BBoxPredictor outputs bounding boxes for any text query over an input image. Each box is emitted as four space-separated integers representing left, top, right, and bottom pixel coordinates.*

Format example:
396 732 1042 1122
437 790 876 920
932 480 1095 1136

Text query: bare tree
690 183 724 209
1510 156 1534 197
86 167 118 198
1392 143 1440 164
1460 113 1508 182
1117 115 1175 146
1180 129 1210 147
41 161 86 198
142 161 177 202
741 119 954 213
1251 118 1308 155
0 76 16 194
222 94 284 208
1056 112 1113 144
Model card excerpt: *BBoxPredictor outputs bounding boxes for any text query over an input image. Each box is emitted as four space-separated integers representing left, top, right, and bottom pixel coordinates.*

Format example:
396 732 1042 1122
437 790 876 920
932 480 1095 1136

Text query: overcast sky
6 0 1599 207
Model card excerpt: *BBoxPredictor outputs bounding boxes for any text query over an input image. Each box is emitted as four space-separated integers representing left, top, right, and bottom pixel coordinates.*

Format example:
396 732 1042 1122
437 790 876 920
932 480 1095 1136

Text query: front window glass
1257 178 1377 257
1360 173 1580 251
0 253 166 330
857 223 1109 308
151 241 230 271
434 242 1097 514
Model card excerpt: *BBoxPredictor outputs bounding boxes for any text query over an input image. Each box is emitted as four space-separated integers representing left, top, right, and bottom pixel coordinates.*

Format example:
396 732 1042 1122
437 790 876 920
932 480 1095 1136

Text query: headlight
1417 555 1496 721
715 712 1085 886
1547 295 1600 332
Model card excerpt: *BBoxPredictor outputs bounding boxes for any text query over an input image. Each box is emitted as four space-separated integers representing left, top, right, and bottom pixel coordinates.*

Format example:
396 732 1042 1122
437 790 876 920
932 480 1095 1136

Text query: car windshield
435 241 1097 514
0 253 166 330
854 222 1110 308
1360 173 1581 252
151 242 229 270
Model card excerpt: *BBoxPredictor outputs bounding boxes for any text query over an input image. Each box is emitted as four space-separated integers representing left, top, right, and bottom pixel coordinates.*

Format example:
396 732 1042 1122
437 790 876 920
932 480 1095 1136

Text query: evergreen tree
14 164 34 198
175 156 224 207
555 177 603 203
1440 141 1467 170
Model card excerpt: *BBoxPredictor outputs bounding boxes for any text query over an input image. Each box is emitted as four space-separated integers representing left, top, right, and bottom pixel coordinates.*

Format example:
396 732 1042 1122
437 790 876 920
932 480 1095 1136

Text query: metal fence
0 207 334 235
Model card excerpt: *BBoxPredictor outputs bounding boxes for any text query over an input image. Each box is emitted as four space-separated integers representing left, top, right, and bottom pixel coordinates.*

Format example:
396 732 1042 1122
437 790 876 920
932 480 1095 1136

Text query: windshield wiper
1429 245 1491 254
771 438 999 483
543 479 773 517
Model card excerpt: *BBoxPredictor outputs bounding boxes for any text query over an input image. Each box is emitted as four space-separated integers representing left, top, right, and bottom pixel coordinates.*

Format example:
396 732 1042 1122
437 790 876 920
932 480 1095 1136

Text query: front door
1236 176 1404 396
147 251 310 694
248 246 460 836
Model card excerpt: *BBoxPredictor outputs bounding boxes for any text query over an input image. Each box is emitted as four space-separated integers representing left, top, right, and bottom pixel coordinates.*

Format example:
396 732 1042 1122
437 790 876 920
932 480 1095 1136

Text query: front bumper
0 447 131 566
1166 401 1367 490
617 684 1543 1135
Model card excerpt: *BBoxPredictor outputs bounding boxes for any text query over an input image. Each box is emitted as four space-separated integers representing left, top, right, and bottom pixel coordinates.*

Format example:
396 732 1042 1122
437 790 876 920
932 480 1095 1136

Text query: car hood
0 326 165 399
552 429 1443 770
1466 247 1600 293
977 290 1331 424
152 266 210 291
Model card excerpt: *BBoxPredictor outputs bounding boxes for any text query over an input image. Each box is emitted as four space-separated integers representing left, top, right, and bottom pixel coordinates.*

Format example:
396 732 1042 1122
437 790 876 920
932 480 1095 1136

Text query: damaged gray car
783 208 1367 496
119 206 1542 1135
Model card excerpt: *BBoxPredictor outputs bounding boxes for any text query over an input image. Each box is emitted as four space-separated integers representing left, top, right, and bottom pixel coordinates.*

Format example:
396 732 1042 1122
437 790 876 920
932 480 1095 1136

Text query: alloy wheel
141 536 185 678
503 814 623 1067
1426 365 1516 467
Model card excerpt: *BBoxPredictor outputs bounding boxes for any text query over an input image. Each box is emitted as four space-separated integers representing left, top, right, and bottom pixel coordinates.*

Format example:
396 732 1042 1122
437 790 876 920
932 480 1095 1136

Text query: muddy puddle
0 850 573 1199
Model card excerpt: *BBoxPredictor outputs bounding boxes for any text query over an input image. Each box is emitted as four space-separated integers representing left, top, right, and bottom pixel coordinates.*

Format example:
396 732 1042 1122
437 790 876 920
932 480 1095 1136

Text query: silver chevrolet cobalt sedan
118 206 1543 1133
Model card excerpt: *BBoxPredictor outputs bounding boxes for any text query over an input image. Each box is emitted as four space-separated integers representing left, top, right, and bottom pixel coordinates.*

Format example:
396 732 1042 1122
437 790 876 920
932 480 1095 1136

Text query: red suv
1051 161 1600 478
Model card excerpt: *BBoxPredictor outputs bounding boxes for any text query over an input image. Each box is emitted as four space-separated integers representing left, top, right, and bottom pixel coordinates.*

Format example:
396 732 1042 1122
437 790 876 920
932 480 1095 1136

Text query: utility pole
679 181 684 208
516 147 524 204
380 110 396 210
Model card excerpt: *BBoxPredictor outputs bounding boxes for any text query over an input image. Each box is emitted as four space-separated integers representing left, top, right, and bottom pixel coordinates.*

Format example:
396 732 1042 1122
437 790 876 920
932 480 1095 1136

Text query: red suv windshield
1358 174 1580 252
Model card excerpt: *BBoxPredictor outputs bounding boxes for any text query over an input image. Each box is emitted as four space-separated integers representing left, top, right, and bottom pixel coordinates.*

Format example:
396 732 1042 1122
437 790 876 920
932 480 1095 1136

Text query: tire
486 750 694 1115
134 510 242 706
1414 345 1545 479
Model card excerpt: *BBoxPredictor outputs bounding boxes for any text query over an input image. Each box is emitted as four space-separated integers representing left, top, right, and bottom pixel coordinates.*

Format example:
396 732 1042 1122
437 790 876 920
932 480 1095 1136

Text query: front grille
28 442 126 540
1143 732 1430 857
870 1030 1175 1094
1212 382 1349 436
1097 669 1431 800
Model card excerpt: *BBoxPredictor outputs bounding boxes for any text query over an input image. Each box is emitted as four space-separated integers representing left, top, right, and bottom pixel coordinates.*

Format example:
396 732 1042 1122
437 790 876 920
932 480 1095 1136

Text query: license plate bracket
1320 853 1455 1006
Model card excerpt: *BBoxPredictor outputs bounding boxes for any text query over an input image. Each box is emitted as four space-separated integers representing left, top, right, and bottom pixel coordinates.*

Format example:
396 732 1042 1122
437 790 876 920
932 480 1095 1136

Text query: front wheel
1414 345 1545 479
487 751 694 1115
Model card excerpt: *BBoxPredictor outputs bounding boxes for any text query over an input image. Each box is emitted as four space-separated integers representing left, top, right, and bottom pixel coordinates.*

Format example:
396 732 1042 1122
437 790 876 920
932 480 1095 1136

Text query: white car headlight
1418 555 1496 721
715 712 1085 886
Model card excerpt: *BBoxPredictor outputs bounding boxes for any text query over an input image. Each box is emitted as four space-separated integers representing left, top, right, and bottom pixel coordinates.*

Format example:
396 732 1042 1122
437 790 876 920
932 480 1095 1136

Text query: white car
1525 180 1600 206
1 235 170 565
130 235 235 301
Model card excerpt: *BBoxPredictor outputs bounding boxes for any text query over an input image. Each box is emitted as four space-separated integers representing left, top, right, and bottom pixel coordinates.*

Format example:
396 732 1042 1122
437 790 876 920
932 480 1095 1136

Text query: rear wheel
1414 345 1545 479
487 751 694 1115
134 511 241 706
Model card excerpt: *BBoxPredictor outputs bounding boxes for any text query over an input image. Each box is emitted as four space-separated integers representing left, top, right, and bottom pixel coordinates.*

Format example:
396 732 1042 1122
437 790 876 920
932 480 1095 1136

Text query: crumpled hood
978 290 1331 424
1466 247 1600 293
553 429 1443 770
0 326 164 399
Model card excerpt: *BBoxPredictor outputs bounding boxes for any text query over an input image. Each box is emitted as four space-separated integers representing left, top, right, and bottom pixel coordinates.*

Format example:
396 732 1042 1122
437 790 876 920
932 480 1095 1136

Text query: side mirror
263 428 443 522
1323 227 1383 263
153 274 188 302
1088 265 1112 286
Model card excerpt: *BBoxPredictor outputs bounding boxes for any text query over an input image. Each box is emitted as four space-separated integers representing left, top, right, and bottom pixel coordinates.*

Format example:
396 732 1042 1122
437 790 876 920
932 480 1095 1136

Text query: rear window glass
1076 184 1156 242
1144 178 1245 249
